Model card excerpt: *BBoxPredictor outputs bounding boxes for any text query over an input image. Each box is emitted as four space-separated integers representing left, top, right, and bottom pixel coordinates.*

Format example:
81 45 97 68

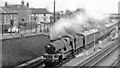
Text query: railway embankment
1 33 50 67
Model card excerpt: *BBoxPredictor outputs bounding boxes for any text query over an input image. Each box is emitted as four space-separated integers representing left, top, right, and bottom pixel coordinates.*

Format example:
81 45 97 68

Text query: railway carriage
105 22 118 40
81 29 99 46
97 26 108 39
105 22 117 34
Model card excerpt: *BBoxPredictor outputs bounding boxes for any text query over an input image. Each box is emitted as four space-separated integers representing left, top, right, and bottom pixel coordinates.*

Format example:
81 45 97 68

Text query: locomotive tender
43 21 118 66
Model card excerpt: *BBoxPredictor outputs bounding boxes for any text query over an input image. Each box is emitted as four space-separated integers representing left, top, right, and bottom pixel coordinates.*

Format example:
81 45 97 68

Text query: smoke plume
49 9 110 40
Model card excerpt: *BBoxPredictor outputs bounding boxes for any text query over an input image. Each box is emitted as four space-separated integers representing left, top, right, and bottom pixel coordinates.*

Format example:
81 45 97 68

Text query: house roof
31 8 51 14
0 6 17 14
6 4 30 10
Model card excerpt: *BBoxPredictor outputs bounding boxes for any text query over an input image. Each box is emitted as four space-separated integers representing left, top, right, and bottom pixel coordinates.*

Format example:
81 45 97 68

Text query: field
2 34 50 66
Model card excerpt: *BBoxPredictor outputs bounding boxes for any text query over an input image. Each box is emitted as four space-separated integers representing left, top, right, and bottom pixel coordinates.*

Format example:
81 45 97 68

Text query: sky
0 0 119 14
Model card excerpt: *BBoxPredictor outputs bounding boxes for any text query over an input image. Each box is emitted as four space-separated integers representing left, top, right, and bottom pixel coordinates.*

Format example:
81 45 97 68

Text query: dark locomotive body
43 21 118 66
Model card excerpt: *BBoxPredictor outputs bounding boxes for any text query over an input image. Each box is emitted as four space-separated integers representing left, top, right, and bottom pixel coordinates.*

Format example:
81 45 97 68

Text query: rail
111 60 118 67
110 56 120 68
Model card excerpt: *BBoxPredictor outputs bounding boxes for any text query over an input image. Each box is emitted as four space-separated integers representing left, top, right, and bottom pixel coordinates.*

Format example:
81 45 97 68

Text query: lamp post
94 33 95 51
2 13 4 36
53 0 56 23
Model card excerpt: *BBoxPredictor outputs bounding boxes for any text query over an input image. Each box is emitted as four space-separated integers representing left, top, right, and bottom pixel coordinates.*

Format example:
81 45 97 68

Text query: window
44 14 46 16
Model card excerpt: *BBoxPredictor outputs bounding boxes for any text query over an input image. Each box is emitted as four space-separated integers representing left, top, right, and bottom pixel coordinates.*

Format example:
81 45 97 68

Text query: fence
1 21 54 36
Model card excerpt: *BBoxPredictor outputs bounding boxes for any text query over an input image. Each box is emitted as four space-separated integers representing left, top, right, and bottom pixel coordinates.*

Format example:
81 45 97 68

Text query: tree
66 9 72 15
75 8 86 14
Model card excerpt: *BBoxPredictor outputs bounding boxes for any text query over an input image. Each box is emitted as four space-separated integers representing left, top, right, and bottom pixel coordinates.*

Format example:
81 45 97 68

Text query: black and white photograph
0 0 119 68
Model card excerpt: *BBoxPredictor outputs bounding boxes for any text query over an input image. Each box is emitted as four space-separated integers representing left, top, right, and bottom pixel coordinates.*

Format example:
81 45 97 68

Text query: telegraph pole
54 0 56 23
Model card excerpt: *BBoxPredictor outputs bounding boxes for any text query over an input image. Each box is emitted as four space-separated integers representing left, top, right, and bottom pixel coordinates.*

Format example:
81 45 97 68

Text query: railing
1 21 54 36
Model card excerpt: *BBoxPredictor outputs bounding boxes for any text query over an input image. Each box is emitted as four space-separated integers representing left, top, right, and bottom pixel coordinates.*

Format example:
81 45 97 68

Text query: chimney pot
5 2 8 7
26 2 29 7
21 0 24 6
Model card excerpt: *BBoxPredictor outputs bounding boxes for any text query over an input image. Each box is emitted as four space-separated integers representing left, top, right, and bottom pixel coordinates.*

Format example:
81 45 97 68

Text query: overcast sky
0 0 119 13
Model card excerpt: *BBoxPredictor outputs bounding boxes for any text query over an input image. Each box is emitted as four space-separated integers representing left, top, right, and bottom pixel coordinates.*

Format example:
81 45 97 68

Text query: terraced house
30 8 52 24
1 0 52 33
0 6 18 32
5 1 32 22
4 0 52 24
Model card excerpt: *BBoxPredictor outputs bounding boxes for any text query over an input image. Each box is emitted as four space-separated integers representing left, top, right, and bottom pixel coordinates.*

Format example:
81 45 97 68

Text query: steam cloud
49 9 110 40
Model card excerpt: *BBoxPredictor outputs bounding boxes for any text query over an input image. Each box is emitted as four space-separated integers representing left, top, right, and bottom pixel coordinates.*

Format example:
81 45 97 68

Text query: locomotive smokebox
45 44 56 54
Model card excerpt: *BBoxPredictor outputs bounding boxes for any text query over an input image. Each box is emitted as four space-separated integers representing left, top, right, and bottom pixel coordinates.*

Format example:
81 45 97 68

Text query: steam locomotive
43 21 118 66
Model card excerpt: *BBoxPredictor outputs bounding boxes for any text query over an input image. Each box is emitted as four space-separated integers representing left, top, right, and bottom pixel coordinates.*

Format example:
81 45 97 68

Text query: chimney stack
5 2 8 7
21 0 24 6
26 2 29 7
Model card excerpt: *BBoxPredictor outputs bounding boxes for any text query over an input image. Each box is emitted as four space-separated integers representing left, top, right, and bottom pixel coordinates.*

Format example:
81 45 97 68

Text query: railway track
73 40 118 68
